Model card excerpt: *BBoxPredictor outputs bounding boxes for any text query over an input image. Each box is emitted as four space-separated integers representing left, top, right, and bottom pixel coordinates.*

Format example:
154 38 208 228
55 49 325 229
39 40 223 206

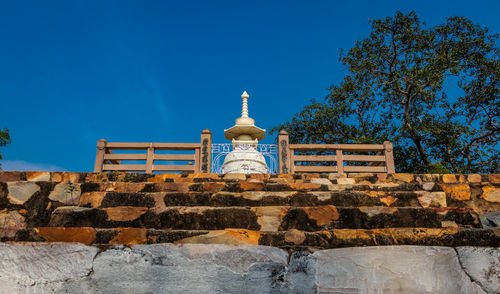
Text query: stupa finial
241 91 249 118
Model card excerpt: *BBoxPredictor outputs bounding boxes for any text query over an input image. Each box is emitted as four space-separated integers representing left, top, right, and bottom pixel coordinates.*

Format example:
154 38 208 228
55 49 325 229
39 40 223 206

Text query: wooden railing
94 130 212 173
278 130 395 174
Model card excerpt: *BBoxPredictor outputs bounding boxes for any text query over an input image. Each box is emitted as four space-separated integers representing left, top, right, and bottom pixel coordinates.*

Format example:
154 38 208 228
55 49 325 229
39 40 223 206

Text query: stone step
78 190 446 208
47 205 480 231
12 227 500 248
79 181 431 193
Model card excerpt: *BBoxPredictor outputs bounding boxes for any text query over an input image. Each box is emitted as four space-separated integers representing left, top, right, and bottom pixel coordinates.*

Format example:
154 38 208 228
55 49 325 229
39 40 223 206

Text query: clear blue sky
1 0 499 171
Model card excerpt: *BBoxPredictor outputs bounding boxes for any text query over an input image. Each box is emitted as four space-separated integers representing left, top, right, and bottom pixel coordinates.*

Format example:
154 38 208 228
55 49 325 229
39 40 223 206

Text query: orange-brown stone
442 174 458 183
284 229 306 245
380 196 398 207
290 182 321 191
251 206 290 232
439 183 471 200
301 173 321 181
240 181 265 191
481 186 500 203
109 228 147 245
148 173 182 182
78 192 106 208
176 229 261 245
26 172 50 181
223 173 246 180
303 205 339 226
35 227 96 245
51 172 80 183
187 173 220 179
0 172 22 182
153 182 190 193
392 173 414 183
467 174 482 183
488 174 500 184
104 207 148 221
376 173 388 183
248 174 270 181
202 182 226 192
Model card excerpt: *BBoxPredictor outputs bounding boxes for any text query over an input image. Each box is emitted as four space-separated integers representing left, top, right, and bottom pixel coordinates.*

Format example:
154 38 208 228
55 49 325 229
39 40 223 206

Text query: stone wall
1 171 499 293
1 243 498 293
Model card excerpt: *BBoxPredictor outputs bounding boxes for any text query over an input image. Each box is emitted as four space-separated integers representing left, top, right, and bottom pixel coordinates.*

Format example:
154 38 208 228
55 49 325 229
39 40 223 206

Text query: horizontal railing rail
278 131 395 174
94 129 212 174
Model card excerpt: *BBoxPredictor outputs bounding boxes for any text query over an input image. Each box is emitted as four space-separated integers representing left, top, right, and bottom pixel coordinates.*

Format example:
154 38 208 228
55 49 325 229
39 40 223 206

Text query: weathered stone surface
7 182 40 204
0 244 495 293
422 181 436 191
223 173 246 181
468 174 483 183
336 178 355 185
78 192 106 207
48 182 81 204
481 186 500 203
440 183 472 200
284 229 306 245
109 227 147 245
35 227 96 244
479 211 500 229
51 172 80 183
417 191 447 208
26 172 50 182
176 229 262 245
251 206 289 231
457 247 500 294
393 173 414 183
311 246 485 293
443 174 458 183
104 206 148 221
488 174 500 184
0 242 98 292
148 173 181 182
0 171 23 182
0 209 25 238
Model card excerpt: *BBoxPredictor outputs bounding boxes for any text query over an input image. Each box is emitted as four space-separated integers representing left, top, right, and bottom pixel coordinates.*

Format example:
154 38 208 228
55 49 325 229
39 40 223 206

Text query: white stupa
221 91 268 174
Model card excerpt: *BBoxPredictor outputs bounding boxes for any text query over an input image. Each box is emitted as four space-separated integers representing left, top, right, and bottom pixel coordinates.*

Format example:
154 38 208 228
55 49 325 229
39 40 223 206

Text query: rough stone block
392 173 415 183
7 182 40 205
481 186 500 203
457 247 500 294
0 172 23 182
35 227 96 244
311 246 485 293
440 183 472 200
0 210 26 238
26 172 50 182
48 182 81 205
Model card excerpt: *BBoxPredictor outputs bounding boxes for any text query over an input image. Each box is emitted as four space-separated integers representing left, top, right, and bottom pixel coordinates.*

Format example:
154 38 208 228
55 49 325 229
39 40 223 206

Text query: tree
271 11 499 173
0 128 11 170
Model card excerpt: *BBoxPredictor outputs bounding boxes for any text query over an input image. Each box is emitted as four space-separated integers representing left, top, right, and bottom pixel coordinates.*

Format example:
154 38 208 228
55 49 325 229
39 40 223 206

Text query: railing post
336 149 344 174
278 130 290 174
200 129 212 173
384 141 395 173
94 139 107 172
146 143 154 174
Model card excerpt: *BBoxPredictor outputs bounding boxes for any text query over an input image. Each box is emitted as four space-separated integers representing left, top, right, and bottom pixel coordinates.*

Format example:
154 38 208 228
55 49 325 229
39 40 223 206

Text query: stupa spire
241 91 249 118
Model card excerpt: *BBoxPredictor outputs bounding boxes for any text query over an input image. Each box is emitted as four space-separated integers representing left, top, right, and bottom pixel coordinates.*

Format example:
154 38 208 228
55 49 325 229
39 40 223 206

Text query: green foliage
271 11 499 173
0 128 11 170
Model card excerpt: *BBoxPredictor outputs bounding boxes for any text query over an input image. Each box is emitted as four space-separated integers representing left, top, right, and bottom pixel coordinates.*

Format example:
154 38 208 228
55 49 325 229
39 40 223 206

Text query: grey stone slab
310 246 486 294
0 242 98 293
457 247 500 294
